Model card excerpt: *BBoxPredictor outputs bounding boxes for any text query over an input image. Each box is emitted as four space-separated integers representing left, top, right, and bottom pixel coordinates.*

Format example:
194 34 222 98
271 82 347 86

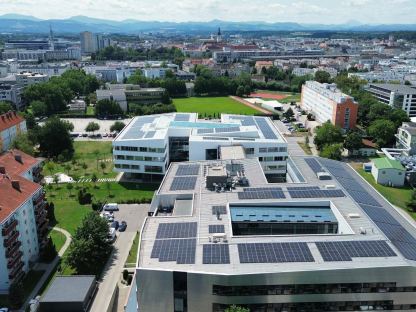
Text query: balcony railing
33 193 45 206
7 251 23 269
3 231 19 248
6 241 22 258
9 260 24 280
37 220 49 237
2 219 18 237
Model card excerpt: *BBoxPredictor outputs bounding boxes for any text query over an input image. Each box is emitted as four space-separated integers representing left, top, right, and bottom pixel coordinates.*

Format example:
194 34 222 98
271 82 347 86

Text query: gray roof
368 83 416 94
40 276 96 303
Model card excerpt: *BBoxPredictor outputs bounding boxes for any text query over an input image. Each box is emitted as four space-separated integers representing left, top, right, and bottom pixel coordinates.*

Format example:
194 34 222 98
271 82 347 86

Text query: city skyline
0 0 415 24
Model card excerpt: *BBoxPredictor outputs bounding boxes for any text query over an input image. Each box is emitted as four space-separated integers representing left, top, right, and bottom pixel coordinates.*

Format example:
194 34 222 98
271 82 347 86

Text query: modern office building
0 150 47 293
395 122 416 155
126 155 416 312
113 113 288 182
366 83 416 117
301 81 358 130
80 31 96 54
15 72 49 88
0 111 27 153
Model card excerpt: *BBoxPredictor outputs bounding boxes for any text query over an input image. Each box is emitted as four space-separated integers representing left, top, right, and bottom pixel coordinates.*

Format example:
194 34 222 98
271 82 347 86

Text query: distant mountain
0 14 415 34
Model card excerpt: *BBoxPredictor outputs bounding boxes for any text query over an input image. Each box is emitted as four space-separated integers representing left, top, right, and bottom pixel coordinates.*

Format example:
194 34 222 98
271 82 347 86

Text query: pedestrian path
77 177 117 183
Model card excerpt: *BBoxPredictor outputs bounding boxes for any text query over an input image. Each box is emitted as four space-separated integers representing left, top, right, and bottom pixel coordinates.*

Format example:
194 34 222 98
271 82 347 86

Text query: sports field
173 97 259 117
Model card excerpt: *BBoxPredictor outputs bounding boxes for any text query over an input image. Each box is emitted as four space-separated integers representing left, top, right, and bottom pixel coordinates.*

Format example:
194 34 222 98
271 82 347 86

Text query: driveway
89 204 149 312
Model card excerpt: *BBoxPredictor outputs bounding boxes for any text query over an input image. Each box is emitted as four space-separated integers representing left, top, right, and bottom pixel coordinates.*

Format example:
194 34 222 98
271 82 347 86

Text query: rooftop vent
0 166 5 174
11 180 20 191
14 154 22 164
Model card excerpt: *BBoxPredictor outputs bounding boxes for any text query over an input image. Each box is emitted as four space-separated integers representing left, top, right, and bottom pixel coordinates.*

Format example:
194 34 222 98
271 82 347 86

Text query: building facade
0 150 47 293
395 122 416 155
0 111 27 153
0 84 23 110
301 81 358 130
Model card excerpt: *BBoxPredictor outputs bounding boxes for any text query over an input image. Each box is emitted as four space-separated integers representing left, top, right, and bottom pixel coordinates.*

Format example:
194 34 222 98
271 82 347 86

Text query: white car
0 308 9 312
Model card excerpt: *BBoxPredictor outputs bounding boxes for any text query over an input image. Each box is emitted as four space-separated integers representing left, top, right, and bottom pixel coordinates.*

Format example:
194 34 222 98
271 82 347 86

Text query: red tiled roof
362 139 377 149
0 149 40 176
0 111 25 132
0 173 40 223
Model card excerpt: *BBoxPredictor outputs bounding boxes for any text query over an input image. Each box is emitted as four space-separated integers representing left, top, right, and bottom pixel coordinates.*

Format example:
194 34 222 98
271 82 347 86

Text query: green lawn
49 229 67 252
356 168 416 219
126 232 140 266
43 141 116 180
173 97 259 117
47 182 158 235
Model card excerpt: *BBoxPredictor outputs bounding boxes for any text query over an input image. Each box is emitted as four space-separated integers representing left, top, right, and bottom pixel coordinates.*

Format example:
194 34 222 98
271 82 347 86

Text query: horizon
0 0 414 24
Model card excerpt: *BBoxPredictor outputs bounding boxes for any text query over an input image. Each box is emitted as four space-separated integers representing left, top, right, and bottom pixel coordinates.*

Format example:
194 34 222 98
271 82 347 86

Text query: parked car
0 308 9 312
111 221 119 230
103 203 119 212
119 221 127 232
107 228 116 243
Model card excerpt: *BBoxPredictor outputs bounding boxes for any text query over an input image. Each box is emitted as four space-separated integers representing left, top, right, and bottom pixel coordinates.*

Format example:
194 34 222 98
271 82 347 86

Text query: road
90 204 149 312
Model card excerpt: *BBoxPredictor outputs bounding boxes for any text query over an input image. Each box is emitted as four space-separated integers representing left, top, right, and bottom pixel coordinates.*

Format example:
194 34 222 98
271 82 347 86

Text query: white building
0 111 27 153
126 156 416 312
0 84 23 110
395 122 416 155
96 88 127 112
113 113 288 182
0 150 46 293
371 157 406 187
143 67 168 79
15 72 49 88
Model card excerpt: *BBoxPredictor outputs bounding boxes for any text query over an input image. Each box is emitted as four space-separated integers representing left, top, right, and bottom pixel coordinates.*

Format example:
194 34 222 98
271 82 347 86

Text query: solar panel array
229 116 256 126
122 116 156 140
151 238 196 264
318 158 416 261
203 244 230 264
254 117 278 139
174 114 190 121
156 222 197 239
286 186 320 191
288 189 345 199
170 176 197 191
238 187 285 200
212 205 227 215
305 158 326 174
197 128 214 134
316 240 397 261
215 126 240 133
238 242 314 263
209 225 225 233
176 164 200 176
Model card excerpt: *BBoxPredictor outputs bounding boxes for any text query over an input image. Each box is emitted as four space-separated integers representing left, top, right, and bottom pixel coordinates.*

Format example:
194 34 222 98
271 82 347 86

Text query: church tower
217 27 222 43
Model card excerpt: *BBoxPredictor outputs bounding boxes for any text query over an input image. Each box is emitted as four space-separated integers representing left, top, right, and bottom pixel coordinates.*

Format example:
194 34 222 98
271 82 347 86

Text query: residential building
0 150 47 293
301 81 358 130
0 111 27 153
395 122 416 155
0 84 23 110
80 31 96 54
126 156 416 312
254 61 274 72
371 157 406 187
143 67 167 79
366 83 416 117
96 88 127 112
68 99 86 112
15 72 49 88
4 40 50 50
113 113 288 182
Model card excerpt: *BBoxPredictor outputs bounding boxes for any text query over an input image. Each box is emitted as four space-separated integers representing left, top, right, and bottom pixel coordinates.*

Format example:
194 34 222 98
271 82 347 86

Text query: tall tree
37 117 74 158
110 121 126 132
85 122 100 135
344 131 363 152
314 70 331 83
368 119 396 148
314 122 344 151
320 143 343 160
0 101 13 114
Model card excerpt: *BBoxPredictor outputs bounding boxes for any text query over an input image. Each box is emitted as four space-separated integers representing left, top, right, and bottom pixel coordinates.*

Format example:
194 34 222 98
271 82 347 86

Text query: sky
0 0 415 24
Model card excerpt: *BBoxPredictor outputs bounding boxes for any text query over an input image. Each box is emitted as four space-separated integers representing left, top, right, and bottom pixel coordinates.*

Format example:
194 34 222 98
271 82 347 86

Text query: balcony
3 231 19 248
7 251 23 269
9 261 24 280
2 219 18 237
6 241 22 258
37 220 49 237
33 192 45 206
35 210 47 225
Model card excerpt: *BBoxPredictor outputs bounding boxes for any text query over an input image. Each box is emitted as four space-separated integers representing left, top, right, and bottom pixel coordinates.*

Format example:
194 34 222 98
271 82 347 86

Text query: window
145 165 163 173
245 148 255 155
259 148 267 153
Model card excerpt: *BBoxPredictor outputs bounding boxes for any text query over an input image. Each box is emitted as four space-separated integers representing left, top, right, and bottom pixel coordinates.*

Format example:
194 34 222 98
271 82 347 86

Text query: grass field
49 229 67 252
43 141 116 180
47 182 158 235
173 97 259 117
126 232 140 266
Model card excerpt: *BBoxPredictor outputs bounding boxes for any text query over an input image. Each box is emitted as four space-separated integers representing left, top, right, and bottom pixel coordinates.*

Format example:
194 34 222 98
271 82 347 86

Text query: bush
40 237 58 262
78 188 93 205
9 281 24 309
92 201 104 211
123 269 129 281
127 275 133 285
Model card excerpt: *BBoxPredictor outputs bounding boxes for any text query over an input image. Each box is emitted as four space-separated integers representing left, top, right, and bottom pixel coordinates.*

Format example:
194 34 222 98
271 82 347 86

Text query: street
89 204 149 312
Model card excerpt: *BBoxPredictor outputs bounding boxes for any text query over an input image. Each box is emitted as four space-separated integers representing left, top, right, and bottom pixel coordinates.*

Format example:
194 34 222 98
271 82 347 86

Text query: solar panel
144 131 156 138
360 204 400 226
346 189 382 207
203 244 230 264
254 117 278 139
151 238 196 264
212 205 227 215
229 116 256 126
305 158 326 174
243 187 282 192
238 242 314 263
176 164 200 176
156 222 197 239
209 225 225 233
215 127 240 133
316 241 397 262
170 176 197 191
238 189 285 200
197 128 214 134
288 189 345 198
286 186 320 191
174 114 190 121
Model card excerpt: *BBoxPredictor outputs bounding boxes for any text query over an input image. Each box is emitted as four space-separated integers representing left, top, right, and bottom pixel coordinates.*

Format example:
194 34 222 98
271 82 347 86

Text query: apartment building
366 83 416 117
126 156 416 312
15 72 49 88
0 150 47 293
113 113 288 182
0 111 27 153
0 84 23 110
301 81 358 130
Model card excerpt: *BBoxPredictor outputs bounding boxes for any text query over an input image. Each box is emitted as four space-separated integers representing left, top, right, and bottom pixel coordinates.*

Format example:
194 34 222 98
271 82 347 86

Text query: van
103 203 119 211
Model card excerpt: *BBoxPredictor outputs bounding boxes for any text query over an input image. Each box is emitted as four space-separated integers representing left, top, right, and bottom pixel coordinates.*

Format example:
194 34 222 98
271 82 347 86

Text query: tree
314 70 331 83
225 305 250 312
161 91 172 104
31 100 48 117
78 188 92 205
85 122 100 135
110 121 126 133
65 212 112 275
283 107 295 120
9 281 24 309
66 183 74 196
100 162 106 174
0 101 13 114
11 133 34 156
40 236 58 262
38 118 74 158
344 131 363 152
408 190 416 212
95 99 123 117
47 202 56 223
314 122 344 151
320 143 343 160
91 173 98 187
368 119 396 148
236 85 245 97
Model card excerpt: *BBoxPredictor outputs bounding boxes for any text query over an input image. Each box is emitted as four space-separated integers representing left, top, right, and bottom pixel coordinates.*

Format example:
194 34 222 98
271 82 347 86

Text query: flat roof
40 276 96 303
373 157 404 170
368 83 416 94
